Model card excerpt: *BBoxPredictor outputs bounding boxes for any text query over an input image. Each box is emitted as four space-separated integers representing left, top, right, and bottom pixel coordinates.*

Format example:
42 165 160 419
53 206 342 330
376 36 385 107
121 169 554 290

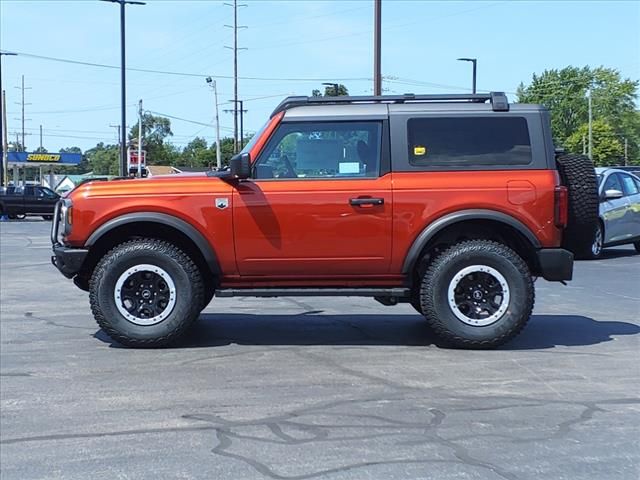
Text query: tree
311 84 349 97
565 120 624 166
129 114 173 165
85 143 119 175
60 147 89 174
178 137 216 168
517 66 638 163
34 146 48 153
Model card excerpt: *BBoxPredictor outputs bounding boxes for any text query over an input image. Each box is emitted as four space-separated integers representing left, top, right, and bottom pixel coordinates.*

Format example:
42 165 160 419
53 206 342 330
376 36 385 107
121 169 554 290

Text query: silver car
591 167 640 258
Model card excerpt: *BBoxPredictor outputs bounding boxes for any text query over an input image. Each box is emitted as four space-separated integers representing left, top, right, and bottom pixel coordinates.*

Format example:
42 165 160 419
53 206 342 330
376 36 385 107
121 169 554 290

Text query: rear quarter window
408 116 532 167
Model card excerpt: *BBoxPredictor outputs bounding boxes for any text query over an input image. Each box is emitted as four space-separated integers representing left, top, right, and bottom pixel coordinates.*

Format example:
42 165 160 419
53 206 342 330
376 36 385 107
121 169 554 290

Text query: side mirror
230 152 251 180
603 189 624 200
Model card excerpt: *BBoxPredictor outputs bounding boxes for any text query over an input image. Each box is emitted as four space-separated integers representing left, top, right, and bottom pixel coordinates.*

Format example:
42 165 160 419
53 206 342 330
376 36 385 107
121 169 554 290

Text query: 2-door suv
51 92 597 349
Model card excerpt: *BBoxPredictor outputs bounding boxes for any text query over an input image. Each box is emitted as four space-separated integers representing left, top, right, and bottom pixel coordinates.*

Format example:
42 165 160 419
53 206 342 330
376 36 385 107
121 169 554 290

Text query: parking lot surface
1 219 639 480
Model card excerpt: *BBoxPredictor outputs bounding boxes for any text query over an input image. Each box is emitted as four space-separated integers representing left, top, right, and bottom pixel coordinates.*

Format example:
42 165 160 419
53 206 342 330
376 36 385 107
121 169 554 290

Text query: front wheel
89 238 204 347
419 240 534 349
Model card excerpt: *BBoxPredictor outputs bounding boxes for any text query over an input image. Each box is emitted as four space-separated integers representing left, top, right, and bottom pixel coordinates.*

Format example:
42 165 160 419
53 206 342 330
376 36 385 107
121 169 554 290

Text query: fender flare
85 212 220 275
402 209 541 274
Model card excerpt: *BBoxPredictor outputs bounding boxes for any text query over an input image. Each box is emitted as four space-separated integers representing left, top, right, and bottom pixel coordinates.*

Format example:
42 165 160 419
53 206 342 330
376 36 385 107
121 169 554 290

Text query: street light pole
373 0 382 96
1 51 18 187
457 57 477 94
102 0 145 177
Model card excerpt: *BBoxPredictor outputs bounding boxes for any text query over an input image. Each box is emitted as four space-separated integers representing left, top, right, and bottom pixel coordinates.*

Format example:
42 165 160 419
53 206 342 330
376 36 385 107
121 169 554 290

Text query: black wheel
89 238 204 348
555 153 599 259
42 215 53 221
420 240 534 349
634 241 640 254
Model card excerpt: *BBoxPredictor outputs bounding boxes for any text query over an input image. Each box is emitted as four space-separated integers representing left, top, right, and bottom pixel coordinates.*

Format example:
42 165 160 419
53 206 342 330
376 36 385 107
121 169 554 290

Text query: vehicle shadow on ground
95 313 640 350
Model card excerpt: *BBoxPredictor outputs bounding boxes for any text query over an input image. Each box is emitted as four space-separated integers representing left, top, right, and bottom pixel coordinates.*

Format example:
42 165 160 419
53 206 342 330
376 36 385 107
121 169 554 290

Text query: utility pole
137 99 143 178
2 90 8 187
373 0 382 95
582 134 586 155
224 0 247 154
587 87 593 161
224 100 247 149
624 138 628 166
40 124 43 150
206 78 222 169
0 51 18 187
110 124 122 168
14 75 31 151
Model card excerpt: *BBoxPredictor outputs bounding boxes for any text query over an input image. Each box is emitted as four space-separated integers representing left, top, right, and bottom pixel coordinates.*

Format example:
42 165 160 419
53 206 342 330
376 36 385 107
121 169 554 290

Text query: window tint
620 174 639 196
602 173 623 192
254 122 382 179
408 116 532 166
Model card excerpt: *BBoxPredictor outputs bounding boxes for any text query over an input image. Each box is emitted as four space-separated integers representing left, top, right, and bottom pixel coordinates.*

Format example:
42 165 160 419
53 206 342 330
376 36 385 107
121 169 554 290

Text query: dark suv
51 92 597 348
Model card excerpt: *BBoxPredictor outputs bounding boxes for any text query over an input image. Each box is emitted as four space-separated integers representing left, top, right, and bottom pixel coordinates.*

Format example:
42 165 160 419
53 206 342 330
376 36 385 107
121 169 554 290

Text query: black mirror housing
230 152 251 179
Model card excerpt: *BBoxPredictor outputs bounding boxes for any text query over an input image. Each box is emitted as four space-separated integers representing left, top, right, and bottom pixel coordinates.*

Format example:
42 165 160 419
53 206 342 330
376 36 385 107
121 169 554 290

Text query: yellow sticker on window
414 146 426 156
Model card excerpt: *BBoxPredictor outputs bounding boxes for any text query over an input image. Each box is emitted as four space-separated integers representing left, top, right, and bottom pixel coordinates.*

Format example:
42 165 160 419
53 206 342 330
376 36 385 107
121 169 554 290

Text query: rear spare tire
555 153 598 258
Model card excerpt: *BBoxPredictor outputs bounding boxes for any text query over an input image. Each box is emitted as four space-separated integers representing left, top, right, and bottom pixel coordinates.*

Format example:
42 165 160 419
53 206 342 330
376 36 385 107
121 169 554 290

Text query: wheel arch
402 209 542 280
77 213 220 290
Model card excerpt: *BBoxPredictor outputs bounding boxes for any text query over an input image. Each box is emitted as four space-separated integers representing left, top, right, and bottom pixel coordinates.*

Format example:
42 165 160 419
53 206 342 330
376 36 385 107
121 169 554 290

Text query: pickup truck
0 185 60 220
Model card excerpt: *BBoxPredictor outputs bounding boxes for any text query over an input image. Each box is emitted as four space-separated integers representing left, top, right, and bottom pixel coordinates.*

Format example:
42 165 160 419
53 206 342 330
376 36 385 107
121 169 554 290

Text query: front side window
408 116 532 167
620 174 639 196
254 121 382 179
603 173 623 193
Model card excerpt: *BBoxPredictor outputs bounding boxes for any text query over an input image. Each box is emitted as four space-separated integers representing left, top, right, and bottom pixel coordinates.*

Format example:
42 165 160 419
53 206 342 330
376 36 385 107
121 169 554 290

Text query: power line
3 50 370 82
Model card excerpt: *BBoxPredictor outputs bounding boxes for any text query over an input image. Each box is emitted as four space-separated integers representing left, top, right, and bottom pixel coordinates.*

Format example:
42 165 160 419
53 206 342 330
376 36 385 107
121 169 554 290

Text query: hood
69 171 231 201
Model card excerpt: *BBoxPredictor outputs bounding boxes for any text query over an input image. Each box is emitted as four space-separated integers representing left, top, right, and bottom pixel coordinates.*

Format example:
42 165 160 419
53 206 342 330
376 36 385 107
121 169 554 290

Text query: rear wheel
556 154 599 258
420 240 534 349
89 238 204 348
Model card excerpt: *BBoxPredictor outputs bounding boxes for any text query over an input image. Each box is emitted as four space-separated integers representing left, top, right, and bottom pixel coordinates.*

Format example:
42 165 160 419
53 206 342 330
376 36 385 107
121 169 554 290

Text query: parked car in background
590 168 640 258
0 185 60 220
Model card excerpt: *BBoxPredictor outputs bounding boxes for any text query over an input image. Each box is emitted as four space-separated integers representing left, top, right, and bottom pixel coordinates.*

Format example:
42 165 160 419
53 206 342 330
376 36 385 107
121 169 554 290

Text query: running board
215 288 410 298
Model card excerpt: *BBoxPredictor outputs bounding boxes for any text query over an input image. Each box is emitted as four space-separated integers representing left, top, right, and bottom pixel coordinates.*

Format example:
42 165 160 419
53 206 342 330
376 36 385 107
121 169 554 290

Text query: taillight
554 186 568 228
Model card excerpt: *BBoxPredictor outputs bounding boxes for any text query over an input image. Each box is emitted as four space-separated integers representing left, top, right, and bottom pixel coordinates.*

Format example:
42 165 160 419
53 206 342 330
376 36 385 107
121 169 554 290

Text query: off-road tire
89 238 204 348
555 153 598 259
420 240 534 349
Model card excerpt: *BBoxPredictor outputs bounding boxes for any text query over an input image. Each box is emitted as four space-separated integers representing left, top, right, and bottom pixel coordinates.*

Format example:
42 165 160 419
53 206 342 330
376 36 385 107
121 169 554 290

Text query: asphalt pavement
1 219 639 480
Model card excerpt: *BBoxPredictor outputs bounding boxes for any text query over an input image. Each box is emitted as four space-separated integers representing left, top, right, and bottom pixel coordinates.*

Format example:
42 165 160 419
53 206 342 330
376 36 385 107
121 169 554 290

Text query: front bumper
536 248 574 281
51 244 88 279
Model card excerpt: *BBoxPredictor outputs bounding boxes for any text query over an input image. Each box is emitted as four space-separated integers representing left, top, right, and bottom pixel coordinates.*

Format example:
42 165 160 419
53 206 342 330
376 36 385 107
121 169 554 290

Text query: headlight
58 199 73 242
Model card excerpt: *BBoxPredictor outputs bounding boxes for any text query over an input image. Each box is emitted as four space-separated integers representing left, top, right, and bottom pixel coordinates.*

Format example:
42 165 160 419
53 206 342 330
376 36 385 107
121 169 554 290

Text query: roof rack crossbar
271 92 509 117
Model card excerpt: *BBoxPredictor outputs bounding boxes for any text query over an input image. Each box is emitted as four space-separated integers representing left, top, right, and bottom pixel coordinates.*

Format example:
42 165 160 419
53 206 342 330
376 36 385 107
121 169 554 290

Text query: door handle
349 197 384 206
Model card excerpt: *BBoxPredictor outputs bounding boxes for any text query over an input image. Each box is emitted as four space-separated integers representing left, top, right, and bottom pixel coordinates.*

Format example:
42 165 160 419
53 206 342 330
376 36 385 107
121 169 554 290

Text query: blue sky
1 0 639 153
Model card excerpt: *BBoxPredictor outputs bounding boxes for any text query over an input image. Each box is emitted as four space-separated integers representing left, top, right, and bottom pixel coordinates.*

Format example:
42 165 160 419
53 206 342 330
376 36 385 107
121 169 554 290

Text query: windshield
597 174 603 186
240 118 271 155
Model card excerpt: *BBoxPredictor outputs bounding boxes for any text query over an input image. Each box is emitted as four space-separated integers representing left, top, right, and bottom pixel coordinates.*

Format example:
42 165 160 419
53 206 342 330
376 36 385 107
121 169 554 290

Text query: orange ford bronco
51 93 597 348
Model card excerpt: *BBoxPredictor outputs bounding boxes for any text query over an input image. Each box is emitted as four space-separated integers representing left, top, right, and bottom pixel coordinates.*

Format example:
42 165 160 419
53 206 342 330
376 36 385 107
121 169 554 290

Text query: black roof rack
271 92 509 117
